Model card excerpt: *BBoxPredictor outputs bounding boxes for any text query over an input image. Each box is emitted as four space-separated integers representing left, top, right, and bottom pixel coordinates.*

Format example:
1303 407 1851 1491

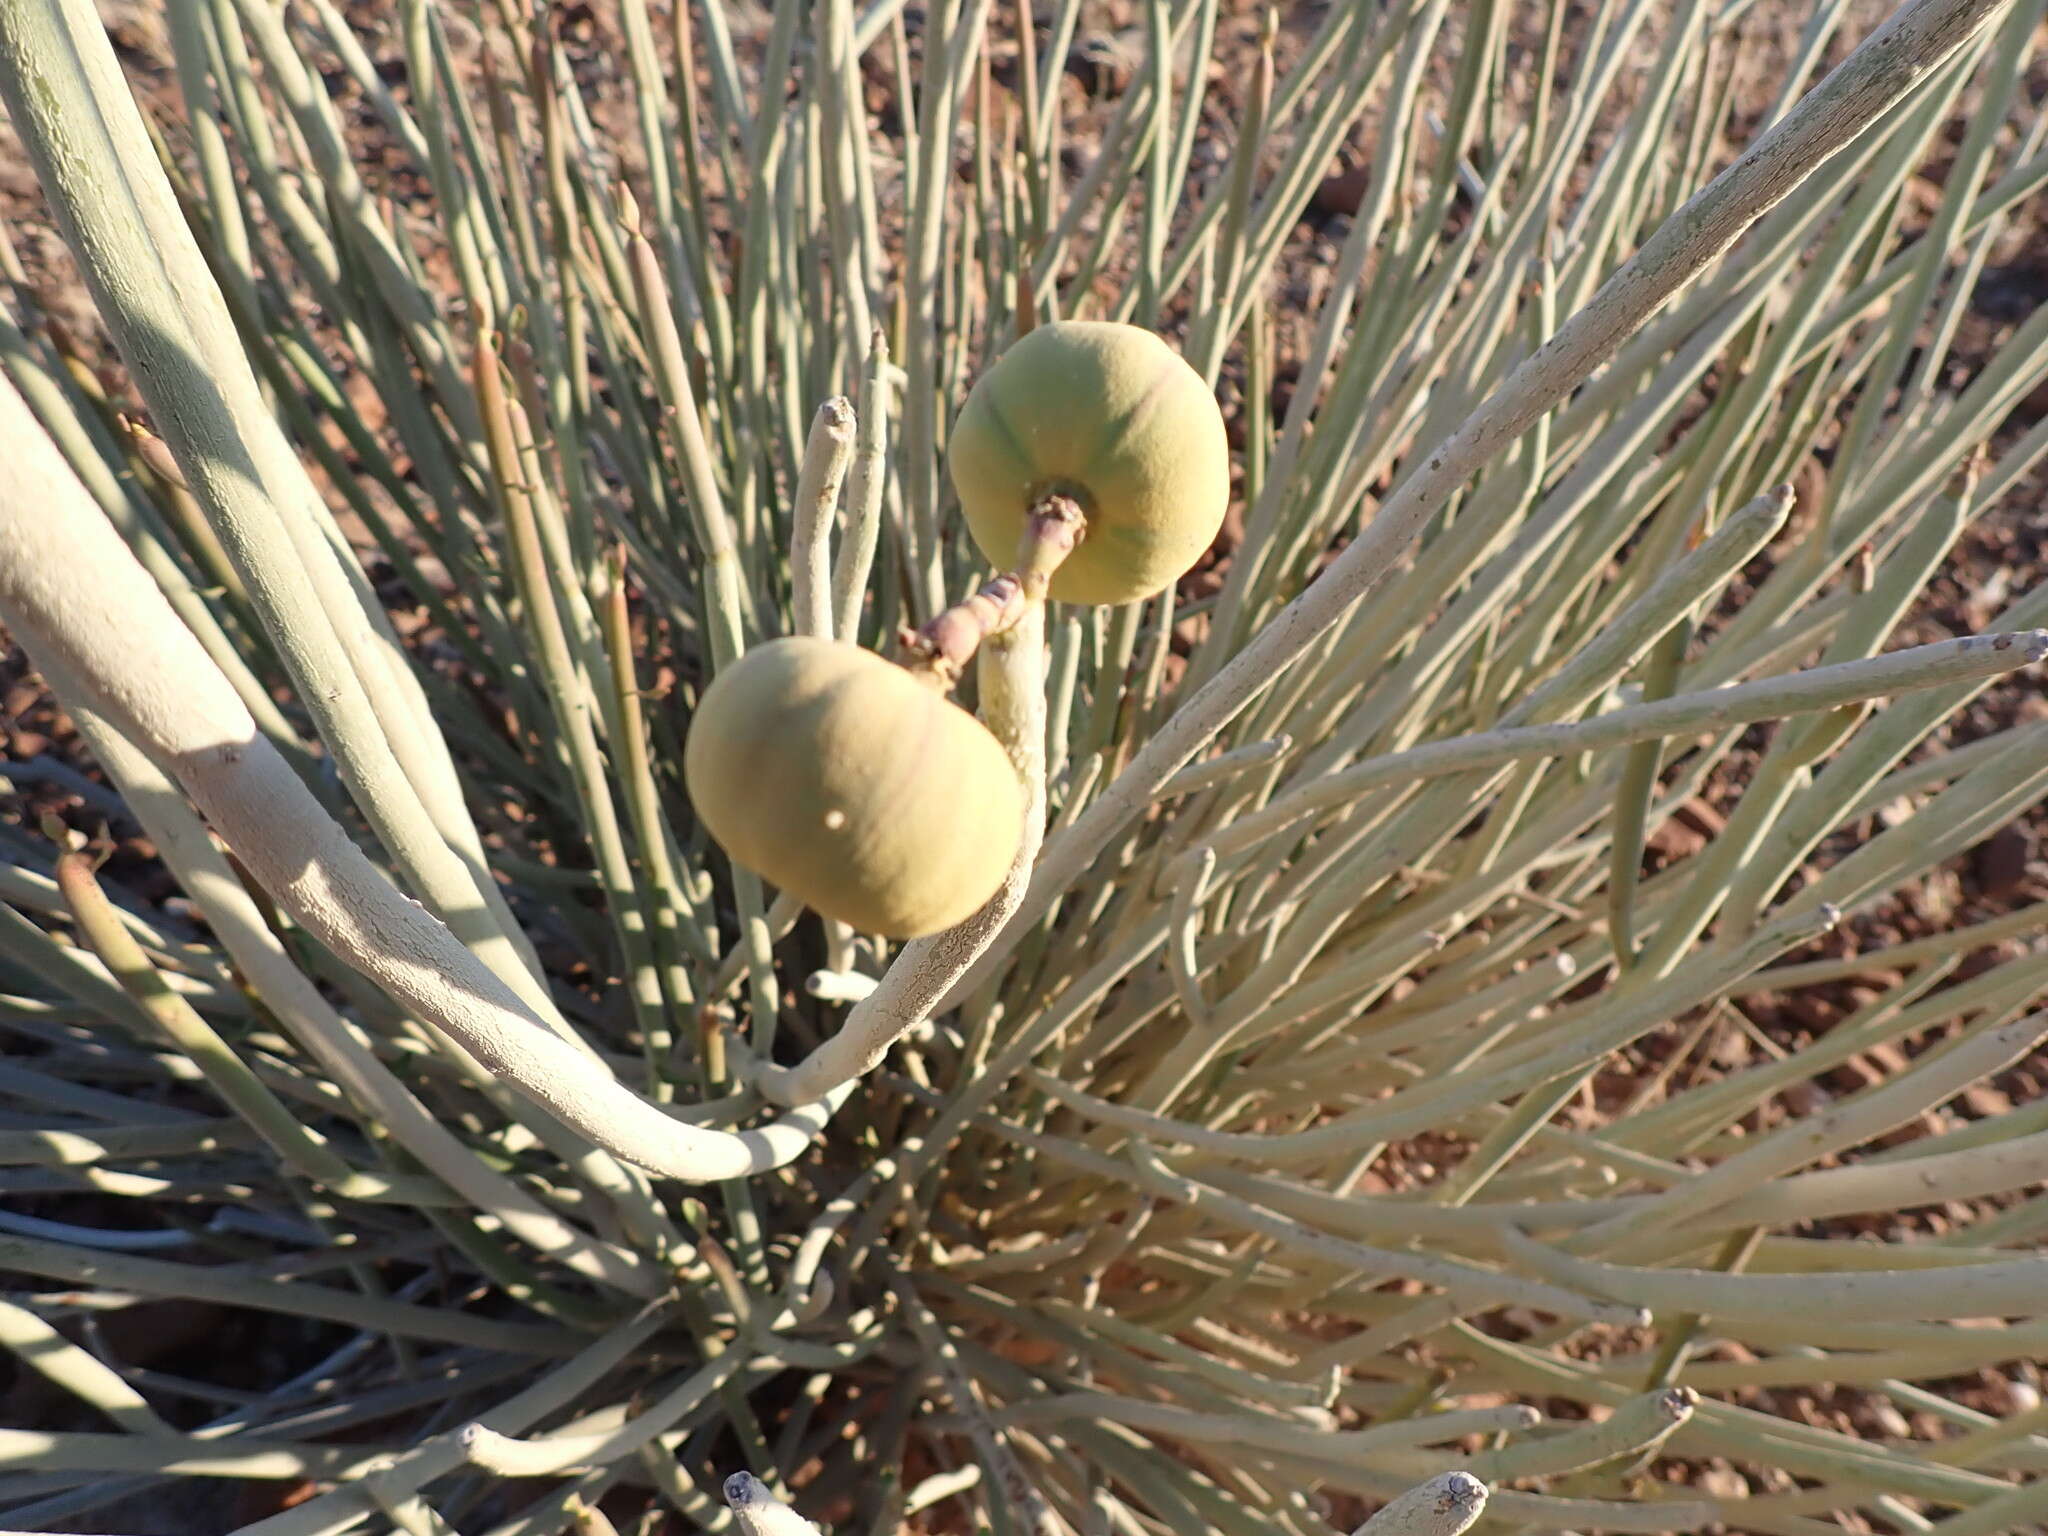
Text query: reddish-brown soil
2 3 2045 1534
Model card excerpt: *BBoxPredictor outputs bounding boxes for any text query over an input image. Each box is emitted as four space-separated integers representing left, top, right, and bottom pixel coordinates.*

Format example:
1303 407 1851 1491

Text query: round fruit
685 637 1026 938
947 320 1230 606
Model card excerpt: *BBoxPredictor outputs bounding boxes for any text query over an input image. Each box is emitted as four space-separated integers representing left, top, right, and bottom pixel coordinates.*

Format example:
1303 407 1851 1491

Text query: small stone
1782 1081 1832 1116
1066 33 1136 96
1647 815 1708 860
1836 1042 1908 1091
2022 373 2048 423
1962 1084 2013 1118
1312 162 1371 218
1971 825 2031 899
1675 796 1726 840
1784 992 1843 1033
1710 1028 1753 1068
1696 1466 1750 1501
1915 868 1962 924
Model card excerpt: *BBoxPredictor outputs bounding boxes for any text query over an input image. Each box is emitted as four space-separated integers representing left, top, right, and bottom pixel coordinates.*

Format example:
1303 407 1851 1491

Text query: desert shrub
1 0 2047 1533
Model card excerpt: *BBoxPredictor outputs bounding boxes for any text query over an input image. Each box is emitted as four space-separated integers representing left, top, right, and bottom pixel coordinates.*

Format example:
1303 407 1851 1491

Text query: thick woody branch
0 371 846 1183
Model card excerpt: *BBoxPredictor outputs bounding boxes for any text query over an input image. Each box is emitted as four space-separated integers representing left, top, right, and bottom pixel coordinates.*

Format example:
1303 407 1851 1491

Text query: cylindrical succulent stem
1351 1473 1489 1536
0 0 555 1019
831 329 894 642
791 395 857 639
52 842 381 1197
0 370 853 1186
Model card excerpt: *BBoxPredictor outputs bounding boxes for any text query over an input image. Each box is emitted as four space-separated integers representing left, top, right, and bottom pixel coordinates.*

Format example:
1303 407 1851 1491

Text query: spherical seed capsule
684 637 1025 938
947 320 1230 606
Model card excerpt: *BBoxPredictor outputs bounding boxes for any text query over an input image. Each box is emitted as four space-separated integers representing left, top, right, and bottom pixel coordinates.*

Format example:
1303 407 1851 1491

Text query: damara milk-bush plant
1 0 2047 1530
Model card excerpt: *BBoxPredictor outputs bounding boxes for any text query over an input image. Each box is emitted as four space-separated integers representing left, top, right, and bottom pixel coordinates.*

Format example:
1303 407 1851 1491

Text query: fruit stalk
902 573 1030 688
749 501 1077 1106
901 493 1087 686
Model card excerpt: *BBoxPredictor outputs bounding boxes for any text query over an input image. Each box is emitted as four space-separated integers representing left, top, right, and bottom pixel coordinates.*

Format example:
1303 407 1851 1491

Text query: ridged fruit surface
685 637 1025 937
947 320 1230 605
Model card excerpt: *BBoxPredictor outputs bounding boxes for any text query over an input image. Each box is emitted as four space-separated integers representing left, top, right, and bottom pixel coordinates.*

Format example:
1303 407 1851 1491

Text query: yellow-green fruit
948 320 1230 606
684 637 1025 938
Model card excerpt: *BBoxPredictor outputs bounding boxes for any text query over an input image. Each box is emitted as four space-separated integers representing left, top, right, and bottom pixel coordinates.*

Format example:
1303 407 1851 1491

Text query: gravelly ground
0 2 2044 1532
